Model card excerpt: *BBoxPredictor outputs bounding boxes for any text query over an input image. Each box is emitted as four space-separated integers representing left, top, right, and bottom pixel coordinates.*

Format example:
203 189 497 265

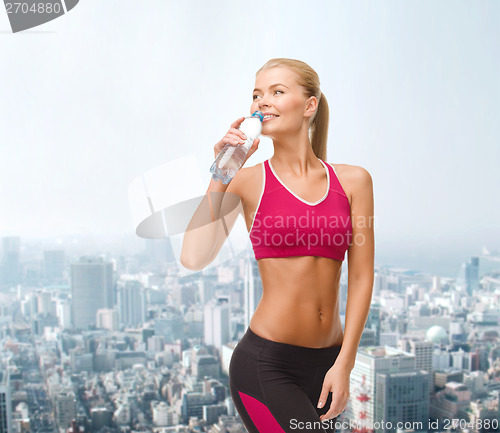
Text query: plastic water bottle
210 111 264 184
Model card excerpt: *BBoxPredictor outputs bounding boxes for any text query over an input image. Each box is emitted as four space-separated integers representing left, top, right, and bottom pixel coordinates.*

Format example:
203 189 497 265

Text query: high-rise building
348 346 429 432
204 297 230 351
181 393 216 424
147 335 164 352
36 290 56 315
465 256 480 296
43 250 65 280
55 390 76 430
400 338 434 395
1 237 21 289
96 309 119 331
456 256 480 296
365 303 381 345
71 257 113 329
114 403 132 426
152 401 177 426
243 258 262 331
56 298 72 329
117 280 145 327
90 408 113 431
375 370 429 431
203 404 227 424
0 370 12 433
154 307 184 343
359 328 377 347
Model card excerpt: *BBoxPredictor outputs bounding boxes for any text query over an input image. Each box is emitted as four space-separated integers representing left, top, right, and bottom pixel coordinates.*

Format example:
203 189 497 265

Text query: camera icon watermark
3 0 79 33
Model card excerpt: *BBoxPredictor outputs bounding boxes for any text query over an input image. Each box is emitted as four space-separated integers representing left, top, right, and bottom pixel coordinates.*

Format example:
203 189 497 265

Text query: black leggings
229 326 342 433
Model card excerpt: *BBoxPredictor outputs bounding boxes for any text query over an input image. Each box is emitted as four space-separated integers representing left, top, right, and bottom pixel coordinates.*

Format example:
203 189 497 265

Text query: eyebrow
253 83 289 93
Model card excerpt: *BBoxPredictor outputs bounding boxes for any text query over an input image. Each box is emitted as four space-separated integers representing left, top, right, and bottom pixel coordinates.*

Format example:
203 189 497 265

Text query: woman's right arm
180 117 260 271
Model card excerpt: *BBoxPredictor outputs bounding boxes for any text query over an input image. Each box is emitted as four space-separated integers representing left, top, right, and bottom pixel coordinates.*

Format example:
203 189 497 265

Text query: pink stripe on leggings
238 391 286 432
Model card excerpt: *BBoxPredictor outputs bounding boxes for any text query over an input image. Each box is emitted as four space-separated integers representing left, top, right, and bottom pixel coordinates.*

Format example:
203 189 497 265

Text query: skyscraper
465 256 480 296
55 390 76 430
71 257 113 329
406 339 434 395
117 280 145 327
154 307 184 343
243 258 262 331
43 250 66 281
348 346 429 432
204 297 230 351
96 309 119 331
375 370 429 431
1 237 21 289
455 256 480 296
0 370 12 433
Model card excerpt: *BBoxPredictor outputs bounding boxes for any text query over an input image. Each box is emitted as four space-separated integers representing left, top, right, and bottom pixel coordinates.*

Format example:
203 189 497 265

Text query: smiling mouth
263 115 279 122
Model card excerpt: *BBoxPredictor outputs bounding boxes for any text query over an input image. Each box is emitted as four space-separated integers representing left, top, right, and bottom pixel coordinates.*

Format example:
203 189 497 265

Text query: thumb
317 384 330 409
248 138 260 155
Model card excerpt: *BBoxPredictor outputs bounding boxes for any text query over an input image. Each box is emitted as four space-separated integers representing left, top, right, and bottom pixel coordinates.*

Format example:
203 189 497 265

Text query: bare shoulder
226 161 262 201
340 164 371 183
328 163 373 204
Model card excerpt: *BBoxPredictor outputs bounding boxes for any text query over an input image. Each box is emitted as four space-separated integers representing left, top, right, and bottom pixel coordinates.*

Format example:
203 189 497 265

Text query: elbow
180 254 203 272
180 252 212 272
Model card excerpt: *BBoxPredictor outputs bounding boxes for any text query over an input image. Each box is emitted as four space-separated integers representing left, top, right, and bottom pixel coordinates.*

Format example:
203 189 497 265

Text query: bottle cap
251 111 264 122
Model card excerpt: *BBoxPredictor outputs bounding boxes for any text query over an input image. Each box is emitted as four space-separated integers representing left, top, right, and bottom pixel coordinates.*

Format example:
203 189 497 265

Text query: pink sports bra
249 158 352 261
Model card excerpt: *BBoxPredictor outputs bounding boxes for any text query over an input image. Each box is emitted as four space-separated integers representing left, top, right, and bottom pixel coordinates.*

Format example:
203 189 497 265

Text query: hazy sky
1 0 498 274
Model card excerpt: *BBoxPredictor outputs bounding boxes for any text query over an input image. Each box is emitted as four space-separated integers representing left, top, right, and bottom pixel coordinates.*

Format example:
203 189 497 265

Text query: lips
263 114 279 122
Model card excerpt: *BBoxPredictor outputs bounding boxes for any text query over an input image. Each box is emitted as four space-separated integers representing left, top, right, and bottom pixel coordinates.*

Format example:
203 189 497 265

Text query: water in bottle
210 111 264 184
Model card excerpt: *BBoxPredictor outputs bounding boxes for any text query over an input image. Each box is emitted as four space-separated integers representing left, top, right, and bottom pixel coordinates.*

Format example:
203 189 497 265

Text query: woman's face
251 67 316 138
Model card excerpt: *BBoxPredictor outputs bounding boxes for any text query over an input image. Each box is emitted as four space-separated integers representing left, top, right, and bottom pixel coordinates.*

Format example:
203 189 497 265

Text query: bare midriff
236 162 348 349
249 255 344 349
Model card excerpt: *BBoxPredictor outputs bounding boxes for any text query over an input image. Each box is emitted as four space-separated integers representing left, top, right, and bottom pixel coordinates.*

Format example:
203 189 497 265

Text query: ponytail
310 92 329 161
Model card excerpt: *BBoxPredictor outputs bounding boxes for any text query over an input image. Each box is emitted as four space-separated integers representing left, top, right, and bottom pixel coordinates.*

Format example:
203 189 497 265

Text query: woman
181 58 374 433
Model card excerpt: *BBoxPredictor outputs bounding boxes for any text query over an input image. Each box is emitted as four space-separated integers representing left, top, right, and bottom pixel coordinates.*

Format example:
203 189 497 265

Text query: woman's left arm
336 165 375 369
318 165 375 420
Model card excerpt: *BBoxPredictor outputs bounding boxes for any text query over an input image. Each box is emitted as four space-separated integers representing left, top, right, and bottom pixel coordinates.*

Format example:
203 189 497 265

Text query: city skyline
0 240 498 432
1 2 499 432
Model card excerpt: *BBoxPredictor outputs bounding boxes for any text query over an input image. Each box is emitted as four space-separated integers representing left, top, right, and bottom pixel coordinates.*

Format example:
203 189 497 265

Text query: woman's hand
214 117 260 165
317 362 351 421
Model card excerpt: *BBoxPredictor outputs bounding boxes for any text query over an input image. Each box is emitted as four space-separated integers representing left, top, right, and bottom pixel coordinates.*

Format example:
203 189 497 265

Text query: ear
304 96 318 119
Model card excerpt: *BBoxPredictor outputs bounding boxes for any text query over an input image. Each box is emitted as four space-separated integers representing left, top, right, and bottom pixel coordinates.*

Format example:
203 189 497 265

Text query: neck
270 126 320 175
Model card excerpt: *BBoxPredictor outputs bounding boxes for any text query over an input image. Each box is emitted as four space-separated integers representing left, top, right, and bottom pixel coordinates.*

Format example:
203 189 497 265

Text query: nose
257 94 271 110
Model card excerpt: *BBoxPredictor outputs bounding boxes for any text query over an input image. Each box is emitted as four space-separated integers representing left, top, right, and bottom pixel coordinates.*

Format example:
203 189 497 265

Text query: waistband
238 326 342 367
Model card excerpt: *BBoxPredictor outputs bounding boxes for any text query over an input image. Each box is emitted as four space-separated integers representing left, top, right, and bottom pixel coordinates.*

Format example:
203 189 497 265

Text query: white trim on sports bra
267 158 330 206
248 161 266 235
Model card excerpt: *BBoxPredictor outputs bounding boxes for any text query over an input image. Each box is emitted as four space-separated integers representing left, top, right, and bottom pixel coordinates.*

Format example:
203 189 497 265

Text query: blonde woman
181 58 374 433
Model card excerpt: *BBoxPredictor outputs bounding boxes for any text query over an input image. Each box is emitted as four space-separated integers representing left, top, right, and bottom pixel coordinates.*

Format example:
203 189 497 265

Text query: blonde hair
256 58 329 161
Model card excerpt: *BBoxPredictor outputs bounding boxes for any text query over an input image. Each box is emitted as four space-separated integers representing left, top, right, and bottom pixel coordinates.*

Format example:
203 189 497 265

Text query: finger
230 117 246 129
228 128 247 141
317 385 330 409
224 134 246 145
244 143 257 160
248 138 260 153
319 398 343 421
319 406 337 421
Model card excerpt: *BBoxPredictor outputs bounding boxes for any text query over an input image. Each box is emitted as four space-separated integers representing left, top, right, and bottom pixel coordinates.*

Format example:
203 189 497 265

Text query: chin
262 126 283 140
261 130 276 139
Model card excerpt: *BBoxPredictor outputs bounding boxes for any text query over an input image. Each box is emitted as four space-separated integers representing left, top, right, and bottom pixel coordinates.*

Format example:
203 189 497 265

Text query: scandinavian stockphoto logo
4 0 79 33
